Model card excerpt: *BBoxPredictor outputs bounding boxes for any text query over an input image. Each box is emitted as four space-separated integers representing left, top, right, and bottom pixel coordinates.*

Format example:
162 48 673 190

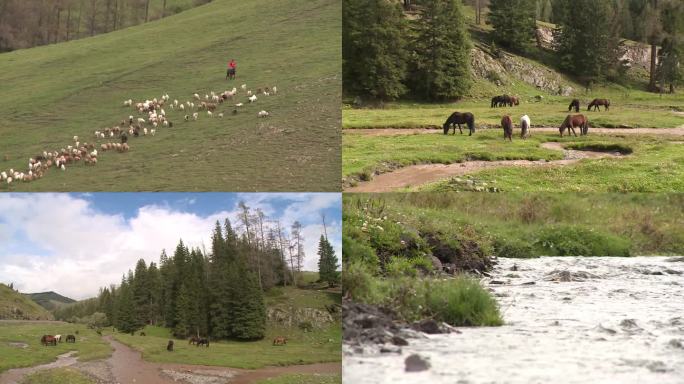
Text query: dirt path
345 142 622 193
1 336 340 384
344 127 684 137
0 352 78 384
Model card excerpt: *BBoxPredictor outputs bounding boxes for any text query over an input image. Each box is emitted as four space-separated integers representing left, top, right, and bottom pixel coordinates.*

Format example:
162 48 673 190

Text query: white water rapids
343 256 684 384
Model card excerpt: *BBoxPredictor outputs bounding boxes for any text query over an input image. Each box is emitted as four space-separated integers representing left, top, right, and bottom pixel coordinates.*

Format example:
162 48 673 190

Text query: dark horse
226 67 236 80
196 338 210 347
66 335 76 343
587 98 610 111
559 114 589 137
501 115 513 141
491 95 518 107
41 335 57 346
443 112 475 135
568 99 580 113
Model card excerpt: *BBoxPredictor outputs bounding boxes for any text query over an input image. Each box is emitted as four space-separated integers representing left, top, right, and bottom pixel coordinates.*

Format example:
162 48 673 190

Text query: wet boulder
405 354 430 372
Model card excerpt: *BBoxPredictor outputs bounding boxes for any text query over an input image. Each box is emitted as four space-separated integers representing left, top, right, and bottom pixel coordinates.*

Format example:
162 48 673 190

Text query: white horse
54 334 62 343
520 115 531 139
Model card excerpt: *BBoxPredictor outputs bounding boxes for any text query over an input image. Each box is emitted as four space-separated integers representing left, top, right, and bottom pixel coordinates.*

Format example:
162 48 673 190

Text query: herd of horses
40 334 76 346
443 96 609 139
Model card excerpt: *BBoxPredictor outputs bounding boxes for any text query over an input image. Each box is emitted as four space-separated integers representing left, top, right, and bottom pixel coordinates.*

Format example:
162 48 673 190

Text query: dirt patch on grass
345 142 623 192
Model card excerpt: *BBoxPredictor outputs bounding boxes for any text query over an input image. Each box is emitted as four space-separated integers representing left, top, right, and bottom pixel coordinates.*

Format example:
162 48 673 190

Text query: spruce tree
343 0 408 100
317 235 340 287
173 283 191 338
553 0 625 83
230 255 267 340
411 0 473 100
132 259 149 328
489 0 537 53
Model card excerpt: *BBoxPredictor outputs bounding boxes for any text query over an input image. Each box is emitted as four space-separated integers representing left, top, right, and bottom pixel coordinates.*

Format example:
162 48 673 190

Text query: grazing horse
587 98 610 111
559 114 589 137
54 334 62 343
188 336 199 345
491 95 503 108
568 99 580 113
501 115 513 141
273 336 287 346
66 335 76 343
520 115 531 139
41 335 57 346
443 112 475 135
510 96 520 106
167 340 174 351
196 338 210 347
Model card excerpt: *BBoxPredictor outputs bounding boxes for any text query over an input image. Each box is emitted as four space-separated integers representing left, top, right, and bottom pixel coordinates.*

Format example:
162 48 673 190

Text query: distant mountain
25 291 76 311
0 284 53 320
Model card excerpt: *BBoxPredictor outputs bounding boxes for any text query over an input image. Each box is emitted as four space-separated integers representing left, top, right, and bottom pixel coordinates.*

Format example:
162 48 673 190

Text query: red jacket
228 61 236 69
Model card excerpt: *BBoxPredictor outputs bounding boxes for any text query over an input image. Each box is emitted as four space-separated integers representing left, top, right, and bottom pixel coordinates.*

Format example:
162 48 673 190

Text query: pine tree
132 258 149 328
114 274 139 334
147 262 161 326
317 235 340 287
229 253 266 340
489 0 537 52
343 0 408 100
411 0 473 100
173 282 191 338
553 0 626 83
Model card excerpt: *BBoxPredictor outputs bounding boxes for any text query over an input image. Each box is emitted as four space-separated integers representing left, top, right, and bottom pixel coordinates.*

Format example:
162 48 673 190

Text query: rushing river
343 256 684 384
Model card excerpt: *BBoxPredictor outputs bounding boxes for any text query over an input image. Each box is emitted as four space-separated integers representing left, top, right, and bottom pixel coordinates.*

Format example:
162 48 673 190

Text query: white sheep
248 95 257 103
192 112 199 120
143 127 148 135
207 111 213 117
137 118 146 124
272 86 277 94
257 110 269 118
151 129 156 136
247 90 253 96
241 84 247 90
194 93 200 100
180 104 185 111
73 136 79 142
60 164 65 171
235 103 243 107
218 113 224 118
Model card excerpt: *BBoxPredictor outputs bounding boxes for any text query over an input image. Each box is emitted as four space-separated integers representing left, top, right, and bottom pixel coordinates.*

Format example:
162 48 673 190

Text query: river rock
430 256 443 272
380 345 402 354
668 339 684 349
412 319 443 334
666 257 684 262
391 335 409 346
405 354 430 372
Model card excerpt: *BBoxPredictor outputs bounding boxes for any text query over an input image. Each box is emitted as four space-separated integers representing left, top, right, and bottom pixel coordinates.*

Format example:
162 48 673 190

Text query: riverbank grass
21 367 94 384
256 373 342 384
0 322 112 373
344 263 502 326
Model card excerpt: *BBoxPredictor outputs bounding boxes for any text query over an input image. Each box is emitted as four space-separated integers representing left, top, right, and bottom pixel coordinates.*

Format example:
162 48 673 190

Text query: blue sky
0 193 341 299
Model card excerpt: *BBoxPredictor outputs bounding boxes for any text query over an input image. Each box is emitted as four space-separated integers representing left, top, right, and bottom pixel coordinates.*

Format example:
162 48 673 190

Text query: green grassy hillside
0 0 340 192
25 292 76 312
0 284 53 321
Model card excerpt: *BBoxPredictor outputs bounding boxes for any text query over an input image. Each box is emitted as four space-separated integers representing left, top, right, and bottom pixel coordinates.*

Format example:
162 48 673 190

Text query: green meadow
0 0 340 192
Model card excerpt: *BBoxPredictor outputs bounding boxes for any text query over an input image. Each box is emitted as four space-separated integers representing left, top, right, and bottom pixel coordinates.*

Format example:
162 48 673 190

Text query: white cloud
0 194 341 300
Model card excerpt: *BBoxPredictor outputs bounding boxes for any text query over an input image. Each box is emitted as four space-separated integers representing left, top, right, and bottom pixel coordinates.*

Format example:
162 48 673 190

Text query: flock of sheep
0 83 277 188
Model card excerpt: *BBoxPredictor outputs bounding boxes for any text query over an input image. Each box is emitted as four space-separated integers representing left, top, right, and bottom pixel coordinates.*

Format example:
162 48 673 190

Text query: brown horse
559 114 589 137
568 99 580 112
510 96 520 106
501 115 513 141
41 335 57 346
443 112 475 135
587 98 610 111
188 336 199 345
273 336 287 346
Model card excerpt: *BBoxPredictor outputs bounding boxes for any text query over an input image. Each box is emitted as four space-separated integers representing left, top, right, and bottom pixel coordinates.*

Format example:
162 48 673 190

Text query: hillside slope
0 284 53 320
25 291 76 312
0 0 340 192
